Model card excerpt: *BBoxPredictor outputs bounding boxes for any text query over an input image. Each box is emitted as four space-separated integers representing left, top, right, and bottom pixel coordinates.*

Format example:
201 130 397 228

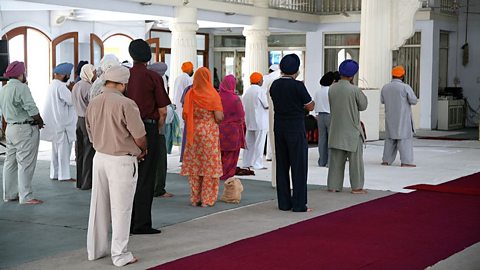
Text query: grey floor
0 160 296 269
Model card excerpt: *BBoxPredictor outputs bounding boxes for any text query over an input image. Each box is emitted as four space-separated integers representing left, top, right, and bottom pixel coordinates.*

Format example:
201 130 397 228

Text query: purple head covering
3 61 25 78
339 59 359 77
219 75 244 123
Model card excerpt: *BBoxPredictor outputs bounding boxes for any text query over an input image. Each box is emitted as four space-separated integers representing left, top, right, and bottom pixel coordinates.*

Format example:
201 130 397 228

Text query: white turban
80 64 96 83
99 54 120 72
103 65 130 84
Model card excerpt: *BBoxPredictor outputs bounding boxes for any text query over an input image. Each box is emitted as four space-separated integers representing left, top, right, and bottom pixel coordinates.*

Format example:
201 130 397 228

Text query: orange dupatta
183 67 223 145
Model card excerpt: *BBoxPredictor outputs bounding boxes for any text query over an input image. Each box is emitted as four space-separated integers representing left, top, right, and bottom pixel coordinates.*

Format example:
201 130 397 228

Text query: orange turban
181 62 194 73
250 72 263 84
392 66 405 78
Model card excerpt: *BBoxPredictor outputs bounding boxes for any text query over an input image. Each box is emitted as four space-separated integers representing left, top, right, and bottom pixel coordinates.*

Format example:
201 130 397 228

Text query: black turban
129 39 152 62
320 71 335 87
280 54 300 75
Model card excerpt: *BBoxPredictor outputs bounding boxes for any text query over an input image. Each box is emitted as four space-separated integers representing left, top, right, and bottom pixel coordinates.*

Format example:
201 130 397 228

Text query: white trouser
50 134 72 180
266 131 273 160
3 124 40 203
87 152 138 267
243 130 267 169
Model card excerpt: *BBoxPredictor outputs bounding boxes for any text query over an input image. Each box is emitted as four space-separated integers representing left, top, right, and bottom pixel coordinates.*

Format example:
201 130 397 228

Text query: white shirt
243 84 269 131
173 73 193 128
314 85 330 114
40 79 77 143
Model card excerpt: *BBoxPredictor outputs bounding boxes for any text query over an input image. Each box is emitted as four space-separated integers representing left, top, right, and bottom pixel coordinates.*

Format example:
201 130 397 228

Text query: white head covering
80 64 96 83
269 64 280 71
103 65 130 84
99 54 120 73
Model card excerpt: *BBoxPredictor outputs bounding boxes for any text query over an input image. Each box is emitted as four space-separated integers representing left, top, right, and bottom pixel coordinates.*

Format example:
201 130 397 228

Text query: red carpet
150 173 480 270
405 172 480 196
416 136 469 141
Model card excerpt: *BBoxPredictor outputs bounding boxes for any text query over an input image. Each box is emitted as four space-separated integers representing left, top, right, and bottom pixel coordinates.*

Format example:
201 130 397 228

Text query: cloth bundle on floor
220 178 244 204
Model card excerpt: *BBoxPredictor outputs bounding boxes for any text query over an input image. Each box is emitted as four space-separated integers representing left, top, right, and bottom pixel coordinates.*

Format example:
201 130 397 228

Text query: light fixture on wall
225 12 236 16
183 0 189 6
140 2 152 6
50 10 75 26
288 20 298 23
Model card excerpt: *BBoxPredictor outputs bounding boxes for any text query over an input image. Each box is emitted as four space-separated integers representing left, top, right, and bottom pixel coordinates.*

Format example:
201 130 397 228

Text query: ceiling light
225 12 236 16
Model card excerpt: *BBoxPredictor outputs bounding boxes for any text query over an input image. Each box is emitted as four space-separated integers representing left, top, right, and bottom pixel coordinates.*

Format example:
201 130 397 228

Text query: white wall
1 10 147 63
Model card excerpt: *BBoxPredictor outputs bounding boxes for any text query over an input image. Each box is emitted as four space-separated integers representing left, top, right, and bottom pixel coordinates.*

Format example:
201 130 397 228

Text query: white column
242 0 270 90
169 6 199 99
358 0 420 141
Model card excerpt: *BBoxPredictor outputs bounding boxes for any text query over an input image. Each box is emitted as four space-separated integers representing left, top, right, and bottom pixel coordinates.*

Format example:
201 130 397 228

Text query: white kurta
173 73 193 129
41 79 77 180
263 70 281 161
242 85 269 169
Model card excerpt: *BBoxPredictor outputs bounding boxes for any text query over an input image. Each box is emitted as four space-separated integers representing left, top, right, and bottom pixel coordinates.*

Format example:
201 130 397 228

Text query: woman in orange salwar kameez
181 67 224 207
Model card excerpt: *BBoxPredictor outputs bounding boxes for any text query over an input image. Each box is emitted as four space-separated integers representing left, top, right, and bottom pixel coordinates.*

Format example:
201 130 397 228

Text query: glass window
104 35 133 63
196 34 206 50
324 33 360 46
150 31 172 48
324 33 360 83
392 32 422 97
438 31 449 90
8 35 25 62
268 34 306 47
214 36 246 47
27 29 50 113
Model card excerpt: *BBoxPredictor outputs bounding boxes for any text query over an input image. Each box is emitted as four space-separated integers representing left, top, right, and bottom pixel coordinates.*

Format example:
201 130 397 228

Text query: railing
422 0 458 15
317 0 361 14
269 0 317 14
222 0 254 4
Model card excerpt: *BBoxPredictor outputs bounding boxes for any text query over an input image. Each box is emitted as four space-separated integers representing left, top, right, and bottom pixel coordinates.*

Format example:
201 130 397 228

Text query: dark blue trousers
274 130 308 212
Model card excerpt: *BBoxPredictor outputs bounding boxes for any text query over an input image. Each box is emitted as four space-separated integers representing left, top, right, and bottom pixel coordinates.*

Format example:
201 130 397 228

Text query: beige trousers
87 152 138 267
2 124 40 203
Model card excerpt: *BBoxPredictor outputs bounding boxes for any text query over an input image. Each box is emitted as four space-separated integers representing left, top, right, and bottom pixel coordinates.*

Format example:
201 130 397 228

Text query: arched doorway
2 27 51 112
104 33 133 64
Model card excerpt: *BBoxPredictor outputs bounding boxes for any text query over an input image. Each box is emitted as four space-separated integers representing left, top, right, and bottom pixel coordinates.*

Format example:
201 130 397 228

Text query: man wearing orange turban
381 65 418 167
174 61 195 158
242 72 269 170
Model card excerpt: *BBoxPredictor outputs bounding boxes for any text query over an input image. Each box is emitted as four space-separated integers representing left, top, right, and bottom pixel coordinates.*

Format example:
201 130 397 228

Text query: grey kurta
381 79 418 165
328 80 368 151
381 79 417 139
327 80 368 191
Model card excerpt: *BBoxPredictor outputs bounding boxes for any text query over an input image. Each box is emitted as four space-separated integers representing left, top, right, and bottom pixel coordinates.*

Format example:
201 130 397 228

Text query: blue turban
339 59 359 77
53 63 74 75
280 54 300 75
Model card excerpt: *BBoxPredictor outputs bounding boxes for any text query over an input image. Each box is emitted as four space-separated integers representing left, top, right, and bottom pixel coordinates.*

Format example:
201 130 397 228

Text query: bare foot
161 192 174 198
351 189 368 194
191 202 201 207
328 189 340 192
60 178 76 182
126 257 138 265
401 163 416 167
306 208 313 212
381 162 389 166
24 199 43 205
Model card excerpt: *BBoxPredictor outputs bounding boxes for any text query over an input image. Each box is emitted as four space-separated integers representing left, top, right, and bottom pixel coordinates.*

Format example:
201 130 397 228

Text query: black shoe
131 228 162 235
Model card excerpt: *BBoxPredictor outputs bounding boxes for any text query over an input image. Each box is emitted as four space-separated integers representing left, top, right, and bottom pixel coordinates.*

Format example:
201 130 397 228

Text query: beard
62 76 70 83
